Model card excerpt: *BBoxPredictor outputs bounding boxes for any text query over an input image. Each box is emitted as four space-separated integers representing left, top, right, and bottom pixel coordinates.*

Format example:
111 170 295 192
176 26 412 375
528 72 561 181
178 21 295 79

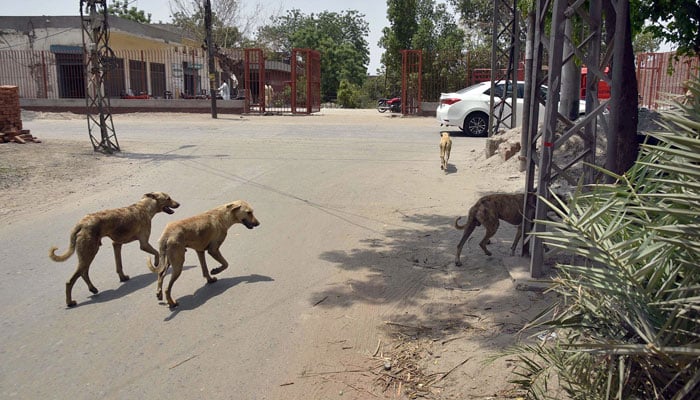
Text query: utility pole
204 0 217 118
80 0 119 153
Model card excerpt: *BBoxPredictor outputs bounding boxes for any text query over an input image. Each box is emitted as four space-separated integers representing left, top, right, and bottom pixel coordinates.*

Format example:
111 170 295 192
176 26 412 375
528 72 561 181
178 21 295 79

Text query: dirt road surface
0 109 551 399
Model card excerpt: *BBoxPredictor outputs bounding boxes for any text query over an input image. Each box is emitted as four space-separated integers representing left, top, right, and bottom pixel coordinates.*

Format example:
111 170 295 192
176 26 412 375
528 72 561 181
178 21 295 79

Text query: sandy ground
0 109 554 399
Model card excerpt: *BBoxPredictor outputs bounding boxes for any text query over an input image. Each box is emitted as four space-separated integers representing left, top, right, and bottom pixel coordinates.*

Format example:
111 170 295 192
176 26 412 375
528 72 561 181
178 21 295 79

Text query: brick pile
1 85 40 144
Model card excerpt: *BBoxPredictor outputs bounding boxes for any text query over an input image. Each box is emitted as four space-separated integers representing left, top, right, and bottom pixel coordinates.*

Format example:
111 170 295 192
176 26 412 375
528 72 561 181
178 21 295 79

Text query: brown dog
454 192 533 266
440 131 452 171
147 200 260 308
49 192 180 307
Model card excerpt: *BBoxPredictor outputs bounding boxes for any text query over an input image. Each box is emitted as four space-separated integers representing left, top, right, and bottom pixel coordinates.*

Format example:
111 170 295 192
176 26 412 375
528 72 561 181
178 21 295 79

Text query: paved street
1 109 533 399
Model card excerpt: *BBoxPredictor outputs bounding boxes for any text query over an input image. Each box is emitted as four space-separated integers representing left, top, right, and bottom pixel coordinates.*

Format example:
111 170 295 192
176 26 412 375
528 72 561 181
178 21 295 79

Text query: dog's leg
440 143 448 171
65 271 81 307
164 264 182 308
156 269 165 301
479 220 498 256
209 247 229 275
455 223 477 267
163 246 184 307
65 239 100 307
138 239 159 267
196 250 218 283
112 243 130 282
510 224 523 256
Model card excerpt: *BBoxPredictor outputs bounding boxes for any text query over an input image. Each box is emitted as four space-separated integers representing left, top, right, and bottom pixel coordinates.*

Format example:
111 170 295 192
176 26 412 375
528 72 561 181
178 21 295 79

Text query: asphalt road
0 109 493 399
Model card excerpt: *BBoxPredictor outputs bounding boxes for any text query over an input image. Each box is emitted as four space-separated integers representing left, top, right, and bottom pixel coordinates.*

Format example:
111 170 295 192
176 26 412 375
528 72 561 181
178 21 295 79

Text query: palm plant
505 78 700 400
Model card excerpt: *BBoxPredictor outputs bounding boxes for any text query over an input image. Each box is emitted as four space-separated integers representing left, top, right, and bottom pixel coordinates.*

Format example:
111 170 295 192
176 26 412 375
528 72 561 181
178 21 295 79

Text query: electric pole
204 0 217 118
80 0 119 153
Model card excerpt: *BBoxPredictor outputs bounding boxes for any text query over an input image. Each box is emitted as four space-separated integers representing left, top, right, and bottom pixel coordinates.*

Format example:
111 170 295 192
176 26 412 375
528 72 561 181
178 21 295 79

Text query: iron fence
1 48 696 113
0 46 321 114
636 52 699 109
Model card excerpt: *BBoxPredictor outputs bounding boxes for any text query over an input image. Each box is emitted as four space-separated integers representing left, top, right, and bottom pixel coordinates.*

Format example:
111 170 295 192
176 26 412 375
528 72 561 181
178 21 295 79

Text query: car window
484 82 524 98
455 83 488 94
485 84 506 97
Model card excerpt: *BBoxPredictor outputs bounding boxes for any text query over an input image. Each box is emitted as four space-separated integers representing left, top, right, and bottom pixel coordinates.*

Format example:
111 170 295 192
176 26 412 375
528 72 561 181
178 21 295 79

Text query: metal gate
401 49 422 115
243 48 265 113
243 48 320 115
291 48 321 114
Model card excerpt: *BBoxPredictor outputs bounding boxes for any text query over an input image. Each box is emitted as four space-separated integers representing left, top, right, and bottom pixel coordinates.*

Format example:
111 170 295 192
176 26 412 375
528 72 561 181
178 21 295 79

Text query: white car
436 81 585 136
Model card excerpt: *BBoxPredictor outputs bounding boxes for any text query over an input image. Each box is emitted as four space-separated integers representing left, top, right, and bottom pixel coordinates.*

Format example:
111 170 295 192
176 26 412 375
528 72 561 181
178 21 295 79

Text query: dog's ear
226 202 242 211
144 192 157 199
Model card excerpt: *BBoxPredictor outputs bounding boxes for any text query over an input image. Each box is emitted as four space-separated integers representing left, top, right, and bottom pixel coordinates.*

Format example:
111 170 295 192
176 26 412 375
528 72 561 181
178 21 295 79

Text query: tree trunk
604 0 638 180
560 19 582 121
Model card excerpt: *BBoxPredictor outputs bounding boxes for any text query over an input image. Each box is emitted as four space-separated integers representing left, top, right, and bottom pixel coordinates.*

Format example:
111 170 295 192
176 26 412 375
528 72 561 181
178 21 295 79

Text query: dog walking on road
49 192 180 307
454 192 533 266
147 200 260 308
440 131 452 172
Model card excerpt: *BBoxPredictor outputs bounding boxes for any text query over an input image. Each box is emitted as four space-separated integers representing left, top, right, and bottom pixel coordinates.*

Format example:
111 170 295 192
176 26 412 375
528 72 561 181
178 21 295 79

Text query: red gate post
244 49 266 114
291 48 321 115
401 49 422 115
291 49 297 113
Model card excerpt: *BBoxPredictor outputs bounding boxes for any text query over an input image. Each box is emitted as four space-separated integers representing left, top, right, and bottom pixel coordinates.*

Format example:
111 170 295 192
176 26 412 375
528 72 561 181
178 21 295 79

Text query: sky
3 0 389 73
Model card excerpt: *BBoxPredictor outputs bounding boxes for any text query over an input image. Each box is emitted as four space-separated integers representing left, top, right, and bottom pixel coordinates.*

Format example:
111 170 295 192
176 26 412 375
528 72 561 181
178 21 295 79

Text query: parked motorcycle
377 97 401 113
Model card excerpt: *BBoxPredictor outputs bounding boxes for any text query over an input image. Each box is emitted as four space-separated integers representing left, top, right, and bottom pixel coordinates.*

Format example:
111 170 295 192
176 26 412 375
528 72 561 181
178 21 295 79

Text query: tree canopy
257 9 370 101
379 0 465 98
107 0 152 24
632 0 700 55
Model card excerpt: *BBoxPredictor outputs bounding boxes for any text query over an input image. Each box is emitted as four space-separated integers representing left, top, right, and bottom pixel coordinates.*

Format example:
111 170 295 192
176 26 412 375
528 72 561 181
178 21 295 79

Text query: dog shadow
164 273 274 320
77 271 157 307
443 163 458 174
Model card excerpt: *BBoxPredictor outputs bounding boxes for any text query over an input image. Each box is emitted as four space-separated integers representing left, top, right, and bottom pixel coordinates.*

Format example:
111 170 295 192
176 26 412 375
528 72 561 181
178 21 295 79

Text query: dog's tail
454 206 479 230
454 214 474 230
49 225 80 262
146 240 169 275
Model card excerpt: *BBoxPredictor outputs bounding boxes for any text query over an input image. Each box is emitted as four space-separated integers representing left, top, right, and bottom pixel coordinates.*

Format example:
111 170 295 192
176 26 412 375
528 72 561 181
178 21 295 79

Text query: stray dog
440 131 452 171
454 192 534 266
147 200 260 308
49 192 180 307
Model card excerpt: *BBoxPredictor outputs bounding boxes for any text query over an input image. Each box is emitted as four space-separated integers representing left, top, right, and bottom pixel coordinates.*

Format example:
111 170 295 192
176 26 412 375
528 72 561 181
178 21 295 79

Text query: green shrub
337 79 363 108
503 77 700 400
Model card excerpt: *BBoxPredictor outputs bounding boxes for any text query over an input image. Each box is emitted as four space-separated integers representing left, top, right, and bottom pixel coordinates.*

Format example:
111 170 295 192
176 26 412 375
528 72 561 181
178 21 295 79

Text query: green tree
257 9 370 101
631 0 700 55
336 79 362 108
379 0 465 99
632 29 662 54
379 0 418 75
108 0 152 23
448 0 493 38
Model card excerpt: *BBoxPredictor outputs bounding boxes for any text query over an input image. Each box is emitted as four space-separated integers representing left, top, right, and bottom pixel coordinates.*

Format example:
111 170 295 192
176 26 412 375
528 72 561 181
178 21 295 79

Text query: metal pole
204 0 217 118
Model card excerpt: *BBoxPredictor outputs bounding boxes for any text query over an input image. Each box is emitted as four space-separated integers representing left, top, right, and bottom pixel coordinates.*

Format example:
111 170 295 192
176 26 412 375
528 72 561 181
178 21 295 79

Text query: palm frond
497 76 700 399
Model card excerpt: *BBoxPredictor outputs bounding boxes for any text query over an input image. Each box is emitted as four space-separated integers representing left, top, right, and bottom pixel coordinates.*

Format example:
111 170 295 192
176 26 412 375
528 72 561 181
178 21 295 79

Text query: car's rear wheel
463 112 489 136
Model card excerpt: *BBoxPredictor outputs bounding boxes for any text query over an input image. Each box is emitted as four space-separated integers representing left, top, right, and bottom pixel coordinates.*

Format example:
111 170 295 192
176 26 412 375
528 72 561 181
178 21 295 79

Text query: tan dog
440 131 452 171
49 192 180 307
454 192 533 266
147 200 260 308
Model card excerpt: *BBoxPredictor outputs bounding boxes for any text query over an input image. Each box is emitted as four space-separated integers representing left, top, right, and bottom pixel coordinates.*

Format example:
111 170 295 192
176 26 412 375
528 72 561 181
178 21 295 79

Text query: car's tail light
440 98 461 106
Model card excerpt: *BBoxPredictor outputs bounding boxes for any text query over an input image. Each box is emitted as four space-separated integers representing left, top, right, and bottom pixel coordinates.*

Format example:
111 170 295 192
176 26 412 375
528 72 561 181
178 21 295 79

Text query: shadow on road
114 145 231 163
444 162 458 174
315 211 547 346
78 271 157 307
164 273 274 321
